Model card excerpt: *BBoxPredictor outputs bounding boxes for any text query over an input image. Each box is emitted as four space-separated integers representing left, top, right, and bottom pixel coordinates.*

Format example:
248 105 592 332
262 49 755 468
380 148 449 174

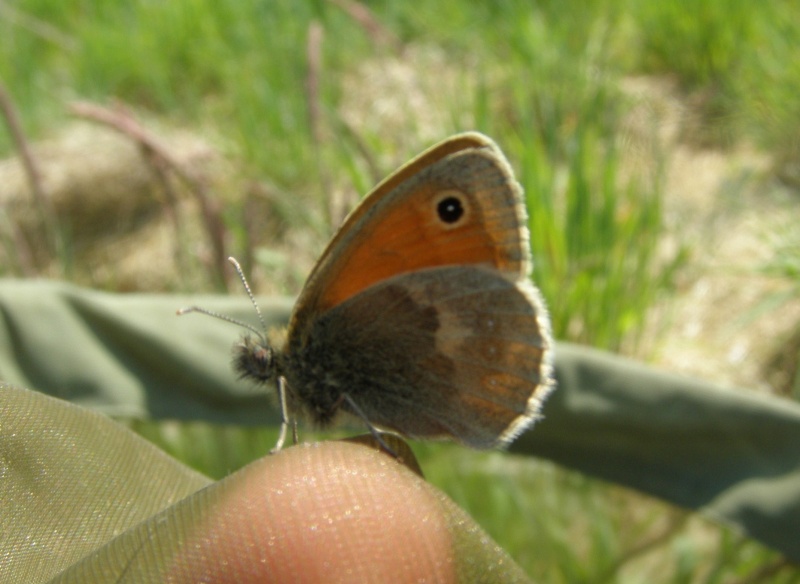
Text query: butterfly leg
271 376 291 454
342 393 399 459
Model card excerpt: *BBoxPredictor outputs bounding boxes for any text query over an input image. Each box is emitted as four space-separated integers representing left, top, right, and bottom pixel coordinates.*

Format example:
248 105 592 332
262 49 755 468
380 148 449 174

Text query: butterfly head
233 327 287 385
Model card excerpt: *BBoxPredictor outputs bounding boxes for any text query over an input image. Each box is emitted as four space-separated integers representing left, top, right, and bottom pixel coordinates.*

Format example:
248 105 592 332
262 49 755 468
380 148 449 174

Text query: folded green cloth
2 279 799 562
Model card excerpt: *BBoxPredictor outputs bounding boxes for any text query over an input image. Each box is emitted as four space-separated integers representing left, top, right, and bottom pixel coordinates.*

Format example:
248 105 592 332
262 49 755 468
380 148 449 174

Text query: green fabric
2 385 528 583
2 279 800 566
0 383 211 582
514 344 800 562
0 279 290 423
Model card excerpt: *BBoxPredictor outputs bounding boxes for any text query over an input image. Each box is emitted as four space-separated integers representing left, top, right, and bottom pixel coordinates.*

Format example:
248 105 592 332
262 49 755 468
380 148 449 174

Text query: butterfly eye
436 194 465 225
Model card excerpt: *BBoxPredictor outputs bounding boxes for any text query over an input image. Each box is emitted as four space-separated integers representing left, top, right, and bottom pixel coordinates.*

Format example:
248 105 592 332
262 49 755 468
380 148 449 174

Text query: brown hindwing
282 265 553 448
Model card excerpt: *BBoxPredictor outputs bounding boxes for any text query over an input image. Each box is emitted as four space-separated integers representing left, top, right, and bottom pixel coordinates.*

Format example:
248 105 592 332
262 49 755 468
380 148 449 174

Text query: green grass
1 0 684 348
3 0 799 582
629 0 800 153
754 220 800 398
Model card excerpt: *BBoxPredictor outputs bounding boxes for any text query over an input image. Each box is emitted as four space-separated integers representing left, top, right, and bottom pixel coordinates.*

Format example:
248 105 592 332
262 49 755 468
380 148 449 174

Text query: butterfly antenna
176 256 267 339
227 256 268 335
176 305 264 338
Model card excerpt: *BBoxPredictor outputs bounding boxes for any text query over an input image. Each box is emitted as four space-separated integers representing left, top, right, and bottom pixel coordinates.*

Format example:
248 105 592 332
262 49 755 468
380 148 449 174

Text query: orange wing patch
313 150 528 314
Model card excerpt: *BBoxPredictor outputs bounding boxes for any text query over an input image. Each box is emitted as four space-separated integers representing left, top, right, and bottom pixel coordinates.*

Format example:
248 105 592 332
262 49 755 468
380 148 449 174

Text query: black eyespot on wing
436 195 464 224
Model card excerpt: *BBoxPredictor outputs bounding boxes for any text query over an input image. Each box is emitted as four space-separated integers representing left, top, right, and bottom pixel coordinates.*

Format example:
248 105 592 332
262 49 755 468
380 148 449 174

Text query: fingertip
190 441 456 583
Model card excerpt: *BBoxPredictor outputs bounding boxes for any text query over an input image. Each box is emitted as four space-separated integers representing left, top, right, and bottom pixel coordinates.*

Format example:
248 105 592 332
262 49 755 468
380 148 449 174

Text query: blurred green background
2 1 799 581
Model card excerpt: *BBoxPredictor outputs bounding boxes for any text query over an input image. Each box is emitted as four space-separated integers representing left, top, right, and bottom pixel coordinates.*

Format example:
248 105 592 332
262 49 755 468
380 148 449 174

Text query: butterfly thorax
278 277 450 434
278 326 348 427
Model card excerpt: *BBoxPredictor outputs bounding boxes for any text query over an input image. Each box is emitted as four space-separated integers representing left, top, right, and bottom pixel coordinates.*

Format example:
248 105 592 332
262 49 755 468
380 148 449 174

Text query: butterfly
185 132 553 451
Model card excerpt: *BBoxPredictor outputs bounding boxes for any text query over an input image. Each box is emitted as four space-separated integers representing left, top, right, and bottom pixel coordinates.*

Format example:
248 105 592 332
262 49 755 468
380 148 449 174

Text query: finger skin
169 441 456 584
